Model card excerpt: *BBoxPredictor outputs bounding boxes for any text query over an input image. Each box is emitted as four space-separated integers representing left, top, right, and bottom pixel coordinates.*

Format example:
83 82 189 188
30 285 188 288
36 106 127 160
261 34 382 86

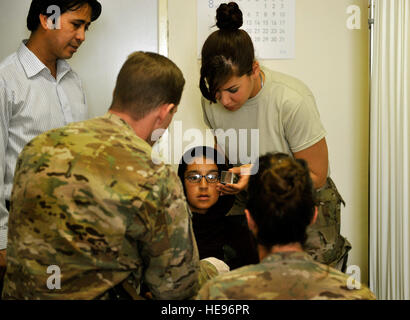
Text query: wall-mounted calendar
197 0 295 59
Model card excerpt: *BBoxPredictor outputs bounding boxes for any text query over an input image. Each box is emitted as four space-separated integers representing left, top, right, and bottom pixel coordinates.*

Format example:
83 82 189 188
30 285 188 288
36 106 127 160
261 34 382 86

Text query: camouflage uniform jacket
2 113 200 300
196 251 376 300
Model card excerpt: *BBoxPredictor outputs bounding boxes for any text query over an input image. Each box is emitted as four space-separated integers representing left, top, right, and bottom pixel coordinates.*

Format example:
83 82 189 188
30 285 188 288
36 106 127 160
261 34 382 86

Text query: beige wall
168 0 370 283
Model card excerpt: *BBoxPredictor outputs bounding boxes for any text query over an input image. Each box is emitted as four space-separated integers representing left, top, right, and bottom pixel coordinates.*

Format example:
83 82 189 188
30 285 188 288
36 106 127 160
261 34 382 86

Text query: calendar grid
197 0 295 59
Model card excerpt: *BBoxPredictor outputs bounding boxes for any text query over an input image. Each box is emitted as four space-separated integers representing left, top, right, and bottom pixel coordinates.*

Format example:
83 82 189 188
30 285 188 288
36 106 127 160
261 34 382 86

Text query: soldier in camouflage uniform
2 52 204 300
197 153 376 300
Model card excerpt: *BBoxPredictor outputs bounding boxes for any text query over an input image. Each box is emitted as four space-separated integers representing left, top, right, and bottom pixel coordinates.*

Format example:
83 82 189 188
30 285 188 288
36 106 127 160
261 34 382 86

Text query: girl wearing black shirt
178 146 258 270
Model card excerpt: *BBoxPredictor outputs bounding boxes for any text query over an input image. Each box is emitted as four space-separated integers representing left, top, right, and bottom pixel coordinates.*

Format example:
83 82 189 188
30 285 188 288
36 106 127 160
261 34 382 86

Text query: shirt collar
17 40 46 78
17 40 72 79
56 59 72 81
101 112 149 143
261 251 315 264
102 112 133 130
102 112 167 165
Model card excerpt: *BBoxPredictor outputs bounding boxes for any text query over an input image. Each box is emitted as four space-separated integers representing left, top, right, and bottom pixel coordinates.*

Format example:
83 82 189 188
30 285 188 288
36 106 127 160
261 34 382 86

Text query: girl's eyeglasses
185 173 219 184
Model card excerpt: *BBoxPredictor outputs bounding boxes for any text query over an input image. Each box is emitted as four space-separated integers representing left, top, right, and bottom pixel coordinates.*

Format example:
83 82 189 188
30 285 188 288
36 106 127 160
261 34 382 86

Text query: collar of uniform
17 40 72 80
102 111 134 131
261 250 314 264
101 112 153 150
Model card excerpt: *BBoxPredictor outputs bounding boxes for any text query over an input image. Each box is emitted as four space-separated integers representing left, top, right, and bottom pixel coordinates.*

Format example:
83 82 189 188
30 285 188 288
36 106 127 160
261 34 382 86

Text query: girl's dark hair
27 0 102 32
177 146 234 213
200 2 255 103
246 153 316 248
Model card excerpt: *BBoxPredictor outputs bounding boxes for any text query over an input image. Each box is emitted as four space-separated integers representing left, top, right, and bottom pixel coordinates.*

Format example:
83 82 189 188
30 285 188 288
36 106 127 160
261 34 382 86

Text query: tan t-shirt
202 67 327 214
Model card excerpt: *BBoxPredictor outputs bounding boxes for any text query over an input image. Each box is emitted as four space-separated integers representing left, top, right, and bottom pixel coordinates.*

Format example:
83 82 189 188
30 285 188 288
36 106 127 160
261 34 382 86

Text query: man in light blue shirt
0 0 102 286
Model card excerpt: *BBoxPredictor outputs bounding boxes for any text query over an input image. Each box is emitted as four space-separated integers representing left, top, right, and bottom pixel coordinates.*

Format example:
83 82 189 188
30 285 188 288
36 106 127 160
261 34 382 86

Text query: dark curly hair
246 153 316 248
27 0 102 32
199 2 255 103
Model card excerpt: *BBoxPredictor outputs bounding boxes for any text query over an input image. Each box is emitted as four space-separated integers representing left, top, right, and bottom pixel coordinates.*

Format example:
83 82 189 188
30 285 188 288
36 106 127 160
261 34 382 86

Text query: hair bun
216 2 243 31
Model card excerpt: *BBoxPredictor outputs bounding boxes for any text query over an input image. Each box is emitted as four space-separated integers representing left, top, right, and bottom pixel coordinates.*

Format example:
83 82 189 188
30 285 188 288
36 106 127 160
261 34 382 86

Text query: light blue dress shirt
0 41 88 249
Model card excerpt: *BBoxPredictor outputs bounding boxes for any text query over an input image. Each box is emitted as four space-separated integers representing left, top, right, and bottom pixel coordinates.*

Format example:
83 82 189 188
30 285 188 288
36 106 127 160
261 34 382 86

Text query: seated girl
178 146 258 270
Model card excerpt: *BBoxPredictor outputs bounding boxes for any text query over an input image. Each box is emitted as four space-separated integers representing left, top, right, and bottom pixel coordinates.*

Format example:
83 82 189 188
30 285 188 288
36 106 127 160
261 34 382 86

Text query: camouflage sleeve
304 177 351 268
135 165 200 300
196 277 228 300
196 283 210 300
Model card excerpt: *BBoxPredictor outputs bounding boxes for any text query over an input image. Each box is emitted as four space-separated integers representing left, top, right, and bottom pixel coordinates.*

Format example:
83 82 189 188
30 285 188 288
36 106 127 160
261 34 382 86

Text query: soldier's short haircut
110 51 185 121
27 0 102 32
246 153 316 248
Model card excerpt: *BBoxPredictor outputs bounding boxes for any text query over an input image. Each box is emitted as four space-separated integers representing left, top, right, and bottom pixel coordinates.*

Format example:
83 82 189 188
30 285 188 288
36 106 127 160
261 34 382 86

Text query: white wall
70 0 158 117
0 0 158 118
168 0 370 283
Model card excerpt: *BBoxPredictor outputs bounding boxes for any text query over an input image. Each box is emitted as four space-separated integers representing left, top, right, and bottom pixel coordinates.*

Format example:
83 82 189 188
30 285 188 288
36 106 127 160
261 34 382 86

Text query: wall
168 0 370 283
